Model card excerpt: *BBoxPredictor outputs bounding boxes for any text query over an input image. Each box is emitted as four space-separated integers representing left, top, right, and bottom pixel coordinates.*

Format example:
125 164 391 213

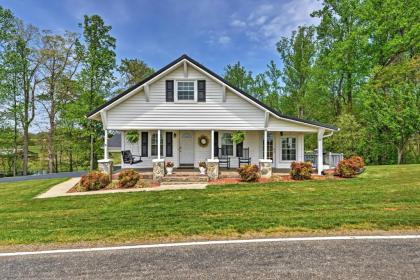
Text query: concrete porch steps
161 175 208 185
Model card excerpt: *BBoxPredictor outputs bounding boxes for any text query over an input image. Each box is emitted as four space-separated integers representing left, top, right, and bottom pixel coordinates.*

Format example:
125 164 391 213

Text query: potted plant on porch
198 161 206 175
166 161 174 175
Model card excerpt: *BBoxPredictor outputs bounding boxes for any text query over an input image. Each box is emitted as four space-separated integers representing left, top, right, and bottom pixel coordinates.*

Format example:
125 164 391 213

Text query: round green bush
80 171 110 191
118 169 140 188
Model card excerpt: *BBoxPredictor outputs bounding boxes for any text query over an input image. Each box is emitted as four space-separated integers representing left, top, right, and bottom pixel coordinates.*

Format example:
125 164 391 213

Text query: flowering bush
238 164 259 182
80 171 110 191
336 156 365 178
290 161 313 180
349 156 365 169
118 169 140 188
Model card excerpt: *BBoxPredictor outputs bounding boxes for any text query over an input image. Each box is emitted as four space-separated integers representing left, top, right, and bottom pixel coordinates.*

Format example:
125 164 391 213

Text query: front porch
100 128 339 181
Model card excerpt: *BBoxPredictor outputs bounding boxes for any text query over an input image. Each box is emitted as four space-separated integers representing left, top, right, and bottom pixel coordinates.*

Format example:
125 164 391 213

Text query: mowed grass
0 164 419 246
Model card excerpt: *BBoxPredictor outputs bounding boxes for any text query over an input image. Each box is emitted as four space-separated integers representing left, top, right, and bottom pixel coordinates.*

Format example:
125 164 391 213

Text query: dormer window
176 80 196 102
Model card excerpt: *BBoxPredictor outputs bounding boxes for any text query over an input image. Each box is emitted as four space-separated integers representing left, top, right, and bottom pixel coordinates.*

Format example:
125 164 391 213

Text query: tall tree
77 15 116 170
38 31 80 173
277 26 316 118
12 21 42 175
223 62 254 93
311 0 370 115
118 58 154 88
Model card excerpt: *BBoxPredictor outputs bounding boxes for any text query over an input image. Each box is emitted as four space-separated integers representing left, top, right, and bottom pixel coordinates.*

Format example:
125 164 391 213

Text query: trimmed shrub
336 156 365 178
349 156 365 169
118 169 140 188
238 164 259 182
290 161 313 180
80 171 110 191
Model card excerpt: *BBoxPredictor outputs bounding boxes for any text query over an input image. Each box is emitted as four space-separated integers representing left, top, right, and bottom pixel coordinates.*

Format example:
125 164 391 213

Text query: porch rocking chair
218 147 231 169
238 147 251 167
121 150 143 165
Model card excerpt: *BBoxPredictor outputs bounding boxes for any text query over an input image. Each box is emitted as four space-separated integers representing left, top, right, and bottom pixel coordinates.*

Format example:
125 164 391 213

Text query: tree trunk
69 149 73 172
397 147 403 165
47 124 55 173
22 126 29 175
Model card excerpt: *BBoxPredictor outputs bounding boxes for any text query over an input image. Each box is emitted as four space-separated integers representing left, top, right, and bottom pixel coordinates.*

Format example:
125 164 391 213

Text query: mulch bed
209 174 343 185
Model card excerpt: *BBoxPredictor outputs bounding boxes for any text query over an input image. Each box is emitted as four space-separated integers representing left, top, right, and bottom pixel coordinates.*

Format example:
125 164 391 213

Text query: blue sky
0 0 320 75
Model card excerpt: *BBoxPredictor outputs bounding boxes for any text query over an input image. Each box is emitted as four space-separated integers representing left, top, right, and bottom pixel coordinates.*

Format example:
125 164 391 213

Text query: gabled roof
87 54 338 131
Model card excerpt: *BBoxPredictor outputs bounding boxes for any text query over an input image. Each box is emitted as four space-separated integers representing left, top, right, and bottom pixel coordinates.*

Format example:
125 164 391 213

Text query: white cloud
218 35 231 45
230 19 246 27
230 0 321 47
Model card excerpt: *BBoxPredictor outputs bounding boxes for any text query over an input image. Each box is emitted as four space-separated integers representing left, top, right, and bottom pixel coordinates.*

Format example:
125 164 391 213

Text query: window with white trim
221 133 233 156
281 137 296 161
176 81 195 101
151 133 164 156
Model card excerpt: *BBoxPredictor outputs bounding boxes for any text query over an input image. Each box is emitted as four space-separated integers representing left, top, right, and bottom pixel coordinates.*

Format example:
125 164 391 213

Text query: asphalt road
1 238 419 279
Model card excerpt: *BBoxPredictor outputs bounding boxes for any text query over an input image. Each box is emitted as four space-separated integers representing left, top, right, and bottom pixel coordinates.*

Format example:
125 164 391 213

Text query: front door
179 131 194 164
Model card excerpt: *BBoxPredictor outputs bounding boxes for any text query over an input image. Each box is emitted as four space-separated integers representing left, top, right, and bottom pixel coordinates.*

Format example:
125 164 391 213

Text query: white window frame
175 80 197 103
280 137 297 161
221 132 234 156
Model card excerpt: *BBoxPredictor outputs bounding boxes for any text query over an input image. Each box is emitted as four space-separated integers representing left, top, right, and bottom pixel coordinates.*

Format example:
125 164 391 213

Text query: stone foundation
98 159 113 180
152 159 165 181
259 159 272 178
207 159 219 180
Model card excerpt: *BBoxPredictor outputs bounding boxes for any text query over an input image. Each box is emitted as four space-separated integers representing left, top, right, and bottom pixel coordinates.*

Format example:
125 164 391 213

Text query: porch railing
304 152 344 169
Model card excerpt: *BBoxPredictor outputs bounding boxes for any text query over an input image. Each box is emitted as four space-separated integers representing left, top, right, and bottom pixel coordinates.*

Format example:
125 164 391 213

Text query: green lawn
0 164 419 247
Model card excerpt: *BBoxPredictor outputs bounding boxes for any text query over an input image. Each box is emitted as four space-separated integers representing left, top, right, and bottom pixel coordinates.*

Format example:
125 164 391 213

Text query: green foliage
277 26 316 118
326 114 366 158
290 161 313 180
237 164 259 182
118 169 140 188
231 131 245 144
126 130 139 143
223 62 254 93
79 171 110 191
118 58 154 88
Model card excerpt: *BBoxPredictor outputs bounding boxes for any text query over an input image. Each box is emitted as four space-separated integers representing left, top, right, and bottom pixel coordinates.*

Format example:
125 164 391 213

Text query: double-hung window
221 133 233 156
281 137 296 161
176 81 196 101
151 133 164 156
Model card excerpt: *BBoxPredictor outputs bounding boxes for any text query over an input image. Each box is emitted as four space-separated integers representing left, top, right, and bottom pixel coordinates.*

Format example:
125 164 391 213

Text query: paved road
1 238 419 279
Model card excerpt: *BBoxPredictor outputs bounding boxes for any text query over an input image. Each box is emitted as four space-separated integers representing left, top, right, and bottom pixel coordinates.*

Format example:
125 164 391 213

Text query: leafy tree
277 26 316 118
76 15 116 170
38 31 80 173
118 58 154 88
311 0 370 115
223 62 254 93
325 113 366 158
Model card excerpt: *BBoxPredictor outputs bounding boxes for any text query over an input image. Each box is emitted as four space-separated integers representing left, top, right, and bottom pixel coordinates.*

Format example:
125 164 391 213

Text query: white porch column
157 129 161 160
264 129 268 160
104 129 108 160
317 129 325 175
211 129 215 160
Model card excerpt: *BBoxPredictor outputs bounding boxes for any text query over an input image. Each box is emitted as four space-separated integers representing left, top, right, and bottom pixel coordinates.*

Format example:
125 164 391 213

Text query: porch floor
120 167 290 178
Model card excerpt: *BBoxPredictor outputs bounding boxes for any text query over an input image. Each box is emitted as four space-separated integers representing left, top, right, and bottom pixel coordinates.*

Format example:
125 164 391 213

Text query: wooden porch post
317 129 325 175
211 129 215 160
157 129 161 160
104 129 108 160
264 130 268 160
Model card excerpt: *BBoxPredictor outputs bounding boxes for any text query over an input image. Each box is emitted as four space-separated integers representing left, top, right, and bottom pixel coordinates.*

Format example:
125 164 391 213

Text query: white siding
267 115 318 132
107 64 266 130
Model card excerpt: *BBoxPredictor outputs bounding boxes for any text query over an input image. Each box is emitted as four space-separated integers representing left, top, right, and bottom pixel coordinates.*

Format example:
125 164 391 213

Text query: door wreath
198 135 209 147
